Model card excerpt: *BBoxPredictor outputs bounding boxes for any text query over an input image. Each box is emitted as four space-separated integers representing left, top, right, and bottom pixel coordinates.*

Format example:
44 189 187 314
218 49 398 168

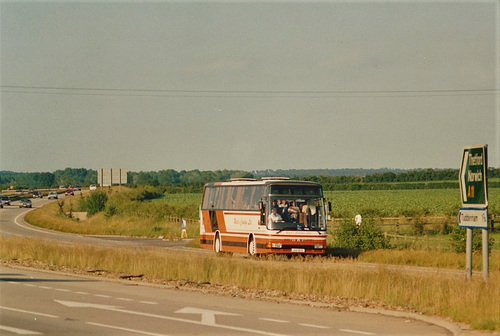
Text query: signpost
459 145 488 281
98 168 127 188
460 146 488 208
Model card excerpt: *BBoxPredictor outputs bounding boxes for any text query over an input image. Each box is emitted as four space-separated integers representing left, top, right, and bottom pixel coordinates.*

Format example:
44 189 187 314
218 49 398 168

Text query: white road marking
0 325 42 335
0 306 59 318
55 300 117 309
176 307 239 325
75 291 89 295
339 329 376 335
94 294 111 298
140 301 158 305
299 323 330 329
86 322 170 336
14 210 62 236
56 300 289 336
55 288 71 292
259 318 289 323
117 297 134 301
38 286 52 289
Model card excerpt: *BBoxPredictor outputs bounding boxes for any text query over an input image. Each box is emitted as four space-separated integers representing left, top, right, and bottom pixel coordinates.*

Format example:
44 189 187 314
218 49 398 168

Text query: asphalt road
0 266 452 336
0 193 190 249
0 195 454 335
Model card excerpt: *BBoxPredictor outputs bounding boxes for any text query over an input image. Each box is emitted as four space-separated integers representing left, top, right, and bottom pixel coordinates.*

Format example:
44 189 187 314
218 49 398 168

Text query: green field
326 188 500 218
158 188 499 219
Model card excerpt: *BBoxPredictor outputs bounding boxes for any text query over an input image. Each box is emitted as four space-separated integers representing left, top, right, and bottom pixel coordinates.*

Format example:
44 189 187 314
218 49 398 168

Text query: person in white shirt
303 199 318 228
268 207 283 225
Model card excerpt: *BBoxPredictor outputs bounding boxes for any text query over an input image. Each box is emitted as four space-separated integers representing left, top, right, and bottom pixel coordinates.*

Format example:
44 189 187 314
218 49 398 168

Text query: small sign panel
458 208 488 229
459 145 488 208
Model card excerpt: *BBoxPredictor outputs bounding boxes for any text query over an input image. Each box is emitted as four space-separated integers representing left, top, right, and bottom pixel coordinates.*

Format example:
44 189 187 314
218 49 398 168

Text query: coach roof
204 178 322 187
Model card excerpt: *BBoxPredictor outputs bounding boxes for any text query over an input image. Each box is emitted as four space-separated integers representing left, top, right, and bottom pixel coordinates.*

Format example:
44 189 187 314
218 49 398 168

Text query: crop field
327 188 499 218
153 193 201 215
157 188 499 219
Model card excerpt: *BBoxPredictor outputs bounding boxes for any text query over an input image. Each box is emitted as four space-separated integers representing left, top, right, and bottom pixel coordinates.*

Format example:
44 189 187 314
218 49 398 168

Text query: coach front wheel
248 236 257 256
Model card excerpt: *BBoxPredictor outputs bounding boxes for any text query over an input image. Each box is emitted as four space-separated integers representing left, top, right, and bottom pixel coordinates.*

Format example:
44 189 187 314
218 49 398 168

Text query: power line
1 85 498 98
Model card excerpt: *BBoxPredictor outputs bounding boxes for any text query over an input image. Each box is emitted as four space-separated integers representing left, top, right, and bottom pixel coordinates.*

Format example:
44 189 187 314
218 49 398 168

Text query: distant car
16 190 23 195
68 185 74 190
65 189 74 196
89 184 97 191
19 199 32 208
32 191 43 198
75 185 81 191
59 186 66 189
48 192 58 199
1 195 11 205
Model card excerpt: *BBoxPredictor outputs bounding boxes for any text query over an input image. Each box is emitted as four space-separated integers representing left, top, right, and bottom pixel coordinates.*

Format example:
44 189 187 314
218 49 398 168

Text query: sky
1 1 499 173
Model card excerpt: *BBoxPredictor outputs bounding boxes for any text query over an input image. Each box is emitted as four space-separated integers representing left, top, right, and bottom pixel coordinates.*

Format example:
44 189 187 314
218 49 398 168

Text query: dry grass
1 236 498 331
24 200 199 239
358 249 500 271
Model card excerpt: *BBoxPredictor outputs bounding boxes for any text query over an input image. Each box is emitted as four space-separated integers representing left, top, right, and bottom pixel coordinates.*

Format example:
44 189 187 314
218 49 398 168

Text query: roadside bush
79 191 108 216
104 202 118 218
449 225 492 253
357 219 391 250
411 215 425 236
126 186 163 201
441 220 453 235
334 219 390 250
57 200 65 216
333 219 359 249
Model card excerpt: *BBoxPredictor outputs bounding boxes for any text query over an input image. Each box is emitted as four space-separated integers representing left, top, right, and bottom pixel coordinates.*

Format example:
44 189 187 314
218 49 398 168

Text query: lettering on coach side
234 217 251 225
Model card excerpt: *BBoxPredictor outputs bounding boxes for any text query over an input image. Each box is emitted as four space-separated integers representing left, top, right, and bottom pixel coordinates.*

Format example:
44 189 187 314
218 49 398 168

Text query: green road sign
460 145 488 208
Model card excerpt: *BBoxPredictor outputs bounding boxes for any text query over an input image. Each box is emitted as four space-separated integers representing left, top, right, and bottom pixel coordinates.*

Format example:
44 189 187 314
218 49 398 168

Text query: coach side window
204 188 215 209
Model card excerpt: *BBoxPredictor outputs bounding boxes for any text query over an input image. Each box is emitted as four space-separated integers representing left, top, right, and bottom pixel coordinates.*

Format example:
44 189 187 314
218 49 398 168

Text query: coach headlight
314 244 324 249
271 243 282 249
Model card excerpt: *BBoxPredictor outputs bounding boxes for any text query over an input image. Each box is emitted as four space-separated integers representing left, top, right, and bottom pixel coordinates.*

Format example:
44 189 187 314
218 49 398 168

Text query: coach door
210 209 218 231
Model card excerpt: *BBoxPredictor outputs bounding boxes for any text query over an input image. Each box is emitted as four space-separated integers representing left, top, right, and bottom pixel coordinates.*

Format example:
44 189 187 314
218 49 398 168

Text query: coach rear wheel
214 233 222 253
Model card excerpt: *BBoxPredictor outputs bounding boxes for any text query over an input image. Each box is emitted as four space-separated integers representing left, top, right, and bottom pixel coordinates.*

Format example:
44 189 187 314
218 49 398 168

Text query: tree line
1 167 499 191
0 168 96 190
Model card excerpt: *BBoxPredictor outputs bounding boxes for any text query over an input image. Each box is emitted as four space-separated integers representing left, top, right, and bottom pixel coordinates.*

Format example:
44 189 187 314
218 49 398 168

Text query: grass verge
0 235 498 331
24 199 199 239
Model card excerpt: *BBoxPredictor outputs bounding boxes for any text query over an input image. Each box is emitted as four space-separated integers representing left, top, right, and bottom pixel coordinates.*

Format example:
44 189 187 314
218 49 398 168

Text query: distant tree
381 172 396 182
39 172 55 187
